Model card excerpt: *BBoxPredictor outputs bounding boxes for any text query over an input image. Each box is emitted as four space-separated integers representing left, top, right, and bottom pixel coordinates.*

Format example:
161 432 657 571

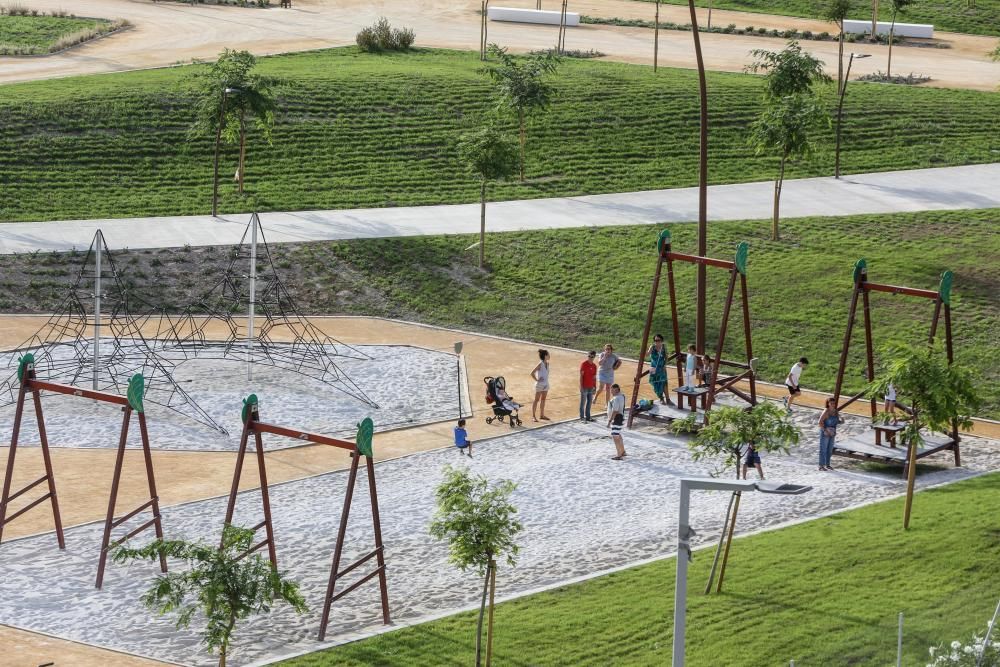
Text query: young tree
886 0 914 78
429 465 522 667
866 341 979 529
482 44 560 181
653 0 662 72
746 42 830 240
823 0 854 94
193 49 278 214
675 402 799 592
112 525 307 667
458 123 519 269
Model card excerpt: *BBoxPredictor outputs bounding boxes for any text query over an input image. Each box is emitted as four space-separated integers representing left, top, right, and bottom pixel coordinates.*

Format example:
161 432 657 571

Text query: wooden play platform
833 431 958 476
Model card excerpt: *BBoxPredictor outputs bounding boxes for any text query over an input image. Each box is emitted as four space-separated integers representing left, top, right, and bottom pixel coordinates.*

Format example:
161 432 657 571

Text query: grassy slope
3 208 997 416
281 473 1000 666
1 48 999 222
633 0 1000 37
0 15 105 50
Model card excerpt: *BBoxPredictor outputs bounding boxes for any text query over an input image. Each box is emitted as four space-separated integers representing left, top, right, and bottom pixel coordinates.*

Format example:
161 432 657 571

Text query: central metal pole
673 480 691 667
93 231 103 390
247 217 258 382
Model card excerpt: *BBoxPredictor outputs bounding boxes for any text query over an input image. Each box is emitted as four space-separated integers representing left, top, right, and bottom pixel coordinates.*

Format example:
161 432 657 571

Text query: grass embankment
632 0 1000 37
1 48 999 222
0 13 118 56
280 473 1000 665
3 208 997 416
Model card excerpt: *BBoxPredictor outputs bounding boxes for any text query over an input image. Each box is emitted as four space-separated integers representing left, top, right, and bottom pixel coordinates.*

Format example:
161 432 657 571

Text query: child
884 382 897 423
742 443 764 480
684 344 698 391
783 357 808 411
454 419 472 457
606 384 627 460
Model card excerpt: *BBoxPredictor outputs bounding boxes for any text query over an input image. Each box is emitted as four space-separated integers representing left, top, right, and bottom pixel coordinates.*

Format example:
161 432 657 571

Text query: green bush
356 17 415 53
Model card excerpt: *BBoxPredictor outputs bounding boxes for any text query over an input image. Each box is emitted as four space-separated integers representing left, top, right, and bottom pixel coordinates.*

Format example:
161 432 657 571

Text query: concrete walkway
1 163 998 253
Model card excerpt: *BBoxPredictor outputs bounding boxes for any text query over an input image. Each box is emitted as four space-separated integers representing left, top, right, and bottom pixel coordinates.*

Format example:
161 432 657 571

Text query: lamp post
834 53 871 180
212 86 241 217
673 478 811 666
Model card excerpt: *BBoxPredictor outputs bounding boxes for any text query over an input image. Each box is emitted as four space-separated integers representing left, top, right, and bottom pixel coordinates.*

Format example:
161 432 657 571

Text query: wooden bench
833 431 957 477
871 422 906 446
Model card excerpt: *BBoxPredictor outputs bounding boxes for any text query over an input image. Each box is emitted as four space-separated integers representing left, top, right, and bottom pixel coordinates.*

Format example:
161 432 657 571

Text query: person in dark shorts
742 443 764 479
454 419 472 457
783 357 808 411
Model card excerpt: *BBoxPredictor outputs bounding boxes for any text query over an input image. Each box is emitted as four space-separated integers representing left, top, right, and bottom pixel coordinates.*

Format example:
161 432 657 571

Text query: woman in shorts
530 349 550 422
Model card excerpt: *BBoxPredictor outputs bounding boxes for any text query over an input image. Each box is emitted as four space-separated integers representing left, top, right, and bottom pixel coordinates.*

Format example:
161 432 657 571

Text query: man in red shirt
580 350 598 422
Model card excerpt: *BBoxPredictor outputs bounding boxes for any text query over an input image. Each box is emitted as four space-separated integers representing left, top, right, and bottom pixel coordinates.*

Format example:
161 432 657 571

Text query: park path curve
0 0 998 91
0 163 998 253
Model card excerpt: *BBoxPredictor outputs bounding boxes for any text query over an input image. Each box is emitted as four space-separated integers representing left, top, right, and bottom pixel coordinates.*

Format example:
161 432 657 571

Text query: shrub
745 25 755 32
356 17 415 53
802 30 813 39
757 27 767 34
723 23 736 33
818 31 830 39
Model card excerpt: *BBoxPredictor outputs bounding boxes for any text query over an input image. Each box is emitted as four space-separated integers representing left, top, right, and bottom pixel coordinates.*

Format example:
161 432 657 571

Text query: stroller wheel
486 417 494 424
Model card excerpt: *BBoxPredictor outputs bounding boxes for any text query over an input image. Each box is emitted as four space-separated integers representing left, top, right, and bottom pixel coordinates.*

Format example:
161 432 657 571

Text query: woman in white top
530 349 551 422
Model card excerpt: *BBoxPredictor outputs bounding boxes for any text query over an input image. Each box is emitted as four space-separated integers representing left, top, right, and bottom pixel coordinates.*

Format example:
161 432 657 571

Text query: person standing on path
580 350 598 422
647 334 672 405
607 383 627 460
530 349 551 422
818 396 842 471
684 344 698 391
783 357 809 411
595 343 621 405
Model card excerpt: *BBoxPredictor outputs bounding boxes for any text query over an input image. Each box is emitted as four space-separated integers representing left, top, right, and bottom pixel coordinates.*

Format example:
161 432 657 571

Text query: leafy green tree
429 465 522 667
886 0 915 77
112 525 307 667
193 49 278 213
746 42 830 240
676 402 800 477
866 342 979 529
482 44 560 181
823 0 854 93
458 122 519 269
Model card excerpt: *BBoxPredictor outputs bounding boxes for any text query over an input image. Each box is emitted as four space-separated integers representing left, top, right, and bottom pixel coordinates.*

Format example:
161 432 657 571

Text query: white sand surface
0 410 996 666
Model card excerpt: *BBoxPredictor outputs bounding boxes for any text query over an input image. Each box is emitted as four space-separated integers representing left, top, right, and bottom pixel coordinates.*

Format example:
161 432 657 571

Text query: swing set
0 354 167 589
223 395 390 640
831 259 960 473
628 229 757 428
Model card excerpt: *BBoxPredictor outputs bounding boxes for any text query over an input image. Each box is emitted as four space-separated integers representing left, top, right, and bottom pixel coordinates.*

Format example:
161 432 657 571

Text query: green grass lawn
1 48 999 222
3 208 997 416
279 472 1000 666
632 0 1000 37
0 14 109 55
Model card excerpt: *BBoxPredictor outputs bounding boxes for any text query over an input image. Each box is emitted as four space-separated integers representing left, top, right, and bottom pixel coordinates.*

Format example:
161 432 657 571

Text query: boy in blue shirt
454 419 473 457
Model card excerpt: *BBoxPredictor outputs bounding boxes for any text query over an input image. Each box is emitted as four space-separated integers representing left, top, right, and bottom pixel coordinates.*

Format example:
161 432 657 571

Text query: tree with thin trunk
458 123 519 269
746 41 830 240
866 342 978 529
823 0 854 94
886 0 914 78
112 525 307 667
674 402 799 592
430 465 522 667
193 49 278 211
653 0 662 72
482 44 560 181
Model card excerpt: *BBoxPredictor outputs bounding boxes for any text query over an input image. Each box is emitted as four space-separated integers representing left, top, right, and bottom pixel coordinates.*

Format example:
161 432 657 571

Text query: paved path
2 0 998 91
1 163 998 253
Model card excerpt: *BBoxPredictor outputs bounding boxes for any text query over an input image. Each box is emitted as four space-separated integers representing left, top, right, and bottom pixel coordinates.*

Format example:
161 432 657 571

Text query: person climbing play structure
831 259 959 473
222 395 390 640
0 355 167 589
628 229 757 428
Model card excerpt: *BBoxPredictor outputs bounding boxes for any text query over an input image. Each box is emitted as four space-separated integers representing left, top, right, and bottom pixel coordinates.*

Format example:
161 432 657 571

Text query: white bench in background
487 6 580 26
843 19 934 38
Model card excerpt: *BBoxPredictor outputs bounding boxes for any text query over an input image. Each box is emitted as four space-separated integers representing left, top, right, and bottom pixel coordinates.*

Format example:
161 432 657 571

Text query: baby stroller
484 376 523 427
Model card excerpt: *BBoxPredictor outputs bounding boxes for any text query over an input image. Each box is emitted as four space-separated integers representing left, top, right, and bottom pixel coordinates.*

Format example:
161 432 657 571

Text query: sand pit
1 410 997 666
0 343 468 452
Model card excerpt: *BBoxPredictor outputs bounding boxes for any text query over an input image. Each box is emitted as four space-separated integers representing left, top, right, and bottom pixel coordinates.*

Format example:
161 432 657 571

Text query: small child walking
454 419 473 457
684 344 698 390
742 444 764 480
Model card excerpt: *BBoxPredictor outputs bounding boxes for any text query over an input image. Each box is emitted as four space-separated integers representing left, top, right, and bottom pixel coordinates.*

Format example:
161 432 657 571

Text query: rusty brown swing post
0 354 167 589
628 229 757 428
831 259 959 472
222 395 390 641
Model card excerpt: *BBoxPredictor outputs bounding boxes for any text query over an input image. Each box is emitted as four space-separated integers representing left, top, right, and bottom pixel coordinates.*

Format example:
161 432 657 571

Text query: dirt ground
1 0 997 91
1 315 998 665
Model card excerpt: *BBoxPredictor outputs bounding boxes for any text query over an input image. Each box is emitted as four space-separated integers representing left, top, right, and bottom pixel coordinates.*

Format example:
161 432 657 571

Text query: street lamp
212 86 242 217
673 477 811 667
834 53 871 180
